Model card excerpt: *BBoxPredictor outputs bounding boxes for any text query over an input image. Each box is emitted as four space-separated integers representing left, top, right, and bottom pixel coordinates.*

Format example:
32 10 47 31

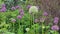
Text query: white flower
29 6 38 14
25 28 30 32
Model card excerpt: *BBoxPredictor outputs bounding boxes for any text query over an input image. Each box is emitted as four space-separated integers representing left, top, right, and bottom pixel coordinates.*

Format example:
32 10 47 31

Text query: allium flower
34 19 39 23
2 4 6 7
43 12 48 16
0 7 6 12
29 6 38 14
11 6 16 10
27 5 31 9
11 18 16 22
15 5 20 9
20 12 24 16
25 28 30 32
51 25 59 31
40 18 45 22
17 15 22 19
19 9 24 12
54 17 59 21
19 9 24 16
54 17 59 24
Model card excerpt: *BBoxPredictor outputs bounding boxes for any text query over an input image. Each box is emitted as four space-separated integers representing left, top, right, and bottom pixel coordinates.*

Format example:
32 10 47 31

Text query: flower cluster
51 17 59 31
0 4 6 12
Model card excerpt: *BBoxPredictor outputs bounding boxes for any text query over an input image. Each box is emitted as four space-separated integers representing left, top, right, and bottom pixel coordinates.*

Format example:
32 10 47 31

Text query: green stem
33 14 34 25
42 22 43 34
13 23 14 32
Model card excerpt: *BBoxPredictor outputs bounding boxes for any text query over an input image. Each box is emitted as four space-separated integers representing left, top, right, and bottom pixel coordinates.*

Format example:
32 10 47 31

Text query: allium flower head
2 4 6 7
19 9 24 16
11 6 16 10
27 5 31 9
29 6 38 14
15 5 20 9
25 28 30 32
11 18 16 22
34 19 39 23
54 17 59 24
17 15 22 19
54 17 59 20
0 7 6 12
40 18 45 22
43 12 48 16
51 25 59 31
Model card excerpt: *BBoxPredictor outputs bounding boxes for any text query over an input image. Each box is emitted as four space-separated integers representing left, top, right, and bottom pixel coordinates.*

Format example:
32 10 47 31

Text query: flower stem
42 22 43 34
13 23 14 32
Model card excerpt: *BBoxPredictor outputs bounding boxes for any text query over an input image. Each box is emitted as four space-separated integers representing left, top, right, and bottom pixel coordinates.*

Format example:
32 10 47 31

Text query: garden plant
0 0 60 34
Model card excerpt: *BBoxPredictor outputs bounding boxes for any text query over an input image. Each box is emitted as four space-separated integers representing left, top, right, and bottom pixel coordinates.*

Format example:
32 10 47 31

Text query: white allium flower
29 6 38 14
25 28 30 32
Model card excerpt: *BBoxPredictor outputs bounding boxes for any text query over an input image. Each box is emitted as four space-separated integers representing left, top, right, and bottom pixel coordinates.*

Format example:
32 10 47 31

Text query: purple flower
34 19 39 23
0 7 6 12
43 12 48 16
17 15 22 19
15 5 20 9
20 12 24 16
19 9 24 16
2 4 6 7
11 6 16 10
11 19 16 22
54 17 59 24
19 9 24 12
27 5 31 9
51 25 59 31
54 17 59 20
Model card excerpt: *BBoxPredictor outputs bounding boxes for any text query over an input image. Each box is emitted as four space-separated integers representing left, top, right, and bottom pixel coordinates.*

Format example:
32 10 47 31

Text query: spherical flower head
29 6 38 14
19 9 24 15
54 20 58 24
11 6 16 10
43 12 48 16
54 17 59 20
20 12 24 16
51 25 59 31
27 5 31 9
15 5 20 9
11 18 16 22
54 17 59 24
25 28 30 32
0 7 6 12
17 15 22 19
40 18 45 22
2 4 6 7
34 19 39 23
19 9 24 12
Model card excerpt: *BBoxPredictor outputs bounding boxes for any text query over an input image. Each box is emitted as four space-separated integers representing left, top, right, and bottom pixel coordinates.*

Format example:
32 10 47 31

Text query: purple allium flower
20 12 24 16
11 19 16 22
11 6 16 10
0 7 6 12
27 5 31 9
15 5 20 9
54 17 59 24
51 25 59 31
34 19 39 23
19 9 24 15
54 17 59 21
43 12 48 16
17 15 22 19
2 4 6 7
54 20 58 24
19 9 24 12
